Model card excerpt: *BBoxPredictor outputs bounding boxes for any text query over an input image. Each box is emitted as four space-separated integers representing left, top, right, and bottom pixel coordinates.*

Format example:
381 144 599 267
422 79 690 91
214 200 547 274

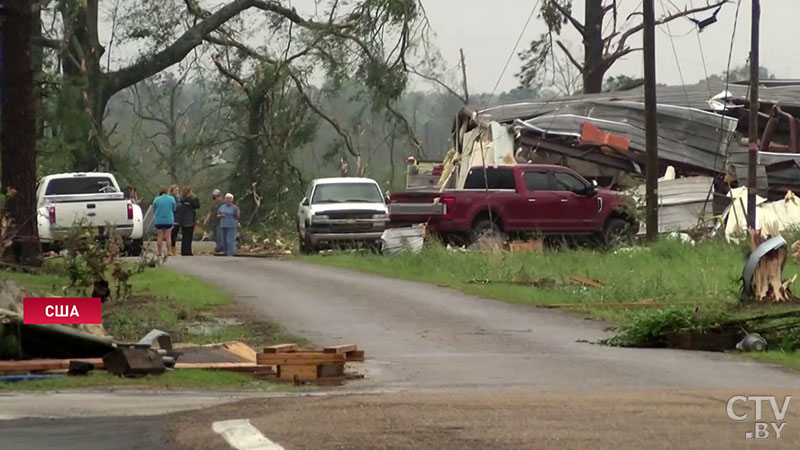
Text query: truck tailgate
47 193 129 228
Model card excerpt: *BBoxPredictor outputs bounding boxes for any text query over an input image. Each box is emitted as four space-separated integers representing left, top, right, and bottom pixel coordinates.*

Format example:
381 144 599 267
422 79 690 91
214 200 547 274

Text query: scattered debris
103 344 166 378
469 278 558 288
736 333 768 352
723 189 800 241
137 329 173 351
742 226 796 303
570 276 602 288
255 343 365 385
381 224 425 255
508 240 543 253
0 358 103 373
67 360 95 376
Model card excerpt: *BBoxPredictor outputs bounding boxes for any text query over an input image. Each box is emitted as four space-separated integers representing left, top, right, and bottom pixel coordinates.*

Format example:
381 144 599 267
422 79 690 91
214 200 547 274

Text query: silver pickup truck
296 177 389 253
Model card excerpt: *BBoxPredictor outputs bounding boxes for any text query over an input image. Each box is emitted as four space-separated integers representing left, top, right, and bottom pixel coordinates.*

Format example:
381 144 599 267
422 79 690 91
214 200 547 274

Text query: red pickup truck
388 164 638 246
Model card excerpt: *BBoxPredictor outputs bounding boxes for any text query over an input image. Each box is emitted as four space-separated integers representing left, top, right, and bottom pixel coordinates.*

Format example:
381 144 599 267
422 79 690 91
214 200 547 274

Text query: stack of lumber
256 343 365 385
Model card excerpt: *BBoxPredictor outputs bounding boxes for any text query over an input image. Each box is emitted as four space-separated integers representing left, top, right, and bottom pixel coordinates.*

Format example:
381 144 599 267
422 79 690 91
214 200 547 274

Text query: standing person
152 187 177 256
217 193 240 257
123 186 141 205
203 189 224 255
169 184 180 256
176 186 200 256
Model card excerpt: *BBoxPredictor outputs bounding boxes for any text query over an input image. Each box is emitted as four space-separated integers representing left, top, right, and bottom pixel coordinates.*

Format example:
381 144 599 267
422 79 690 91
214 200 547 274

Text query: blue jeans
211 224 223 252
220 227 236 256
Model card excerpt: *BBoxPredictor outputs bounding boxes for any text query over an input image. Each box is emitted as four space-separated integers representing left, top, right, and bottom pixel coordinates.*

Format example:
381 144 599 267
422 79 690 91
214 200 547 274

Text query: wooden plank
344 350 365 362
508 241 543 253
0 359 104 373
277 364 319 381
221 342 257 363
257 353 345 366
323 344 358 354
318 363 345 378
570 275 602 288
262 343 298 354
174 362 272 371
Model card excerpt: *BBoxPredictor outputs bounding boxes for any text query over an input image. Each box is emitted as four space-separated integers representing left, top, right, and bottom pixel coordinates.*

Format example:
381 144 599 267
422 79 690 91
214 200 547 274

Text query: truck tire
126 238 144 257
298 233 315 255
603 218 634 248
471 219 503 243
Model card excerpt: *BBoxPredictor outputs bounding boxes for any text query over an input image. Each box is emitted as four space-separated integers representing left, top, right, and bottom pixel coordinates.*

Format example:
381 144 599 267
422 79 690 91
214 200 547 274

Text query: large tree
518 0 727 94
39 0 425 172
1 0 42 265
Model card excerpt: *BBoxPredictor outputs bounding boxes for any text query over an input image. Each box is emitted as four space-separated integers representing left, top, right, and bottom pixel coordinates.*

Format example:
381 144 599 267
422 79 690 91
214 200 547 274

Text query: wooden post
460 48 470 105
643 0 659 242
747 0 761 229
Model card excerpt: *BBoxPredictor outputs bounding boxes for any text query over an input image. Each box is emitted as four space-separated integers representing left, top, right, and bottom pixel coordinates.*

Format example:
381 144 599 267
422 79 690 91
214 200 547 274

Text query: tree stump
748 224 794 303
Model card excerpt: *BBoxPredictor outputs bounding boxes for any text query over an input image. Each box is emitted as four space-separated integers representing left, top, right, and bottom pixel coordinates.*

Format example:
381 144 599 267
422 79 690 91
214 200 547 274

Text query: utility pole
460 48 470 104
747 0 760 229
643 0 658 242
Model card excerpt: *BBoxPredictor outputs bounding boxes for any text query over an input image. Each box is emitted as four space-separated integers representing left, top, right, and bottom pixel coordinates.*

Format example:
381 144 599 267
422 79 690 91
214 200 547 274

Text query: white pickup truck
36 172 144 255
296 177 389 253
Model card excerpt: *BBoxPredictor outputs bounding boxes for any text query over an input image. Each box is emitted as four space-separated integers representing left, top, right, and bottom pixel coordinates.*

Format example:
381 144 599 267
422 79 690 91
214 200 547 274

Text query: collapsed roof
451 81 800 198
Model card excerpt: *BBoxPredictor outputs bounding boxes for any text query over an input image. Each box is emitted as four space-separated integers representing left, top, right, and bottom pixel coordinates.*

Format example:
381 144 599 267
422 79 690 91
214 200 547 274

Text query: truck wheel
126 238 144 257
603 218 634 248
471 219 502 242
298 233 315 255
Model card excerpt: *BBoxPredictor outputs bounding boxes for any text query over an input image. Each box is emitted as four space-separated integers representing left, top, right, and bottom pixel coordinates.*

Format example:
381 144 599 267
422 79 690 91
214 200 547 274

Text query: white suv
297 177 388 253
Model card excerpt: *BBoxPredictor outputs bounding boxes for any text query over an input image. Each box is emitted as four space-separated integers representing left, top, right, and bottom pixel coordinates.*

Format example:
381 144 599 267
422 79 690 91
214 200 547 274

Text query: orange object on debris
580 122 630 151
509 241 543 253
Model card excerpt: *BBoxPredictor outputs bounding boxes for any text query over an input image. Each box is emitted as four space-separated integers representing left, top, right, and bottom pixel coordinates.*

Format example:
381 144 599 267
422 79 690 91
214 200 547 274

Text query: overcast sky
101 1 800 94
420 0 800 93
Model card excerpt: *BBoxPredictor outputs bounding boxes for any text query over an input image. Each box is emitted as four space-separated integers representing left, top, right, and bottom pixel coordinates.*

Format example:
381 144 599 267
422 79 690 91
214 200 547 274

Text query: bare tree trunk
583 0 606 94
1 0 42 265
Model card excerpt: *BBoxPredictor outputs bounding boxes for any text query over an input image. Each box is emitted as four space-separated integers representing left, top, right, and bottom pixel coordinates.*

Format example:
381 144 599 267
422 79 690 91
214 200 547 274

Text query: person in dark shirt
176 186 200 256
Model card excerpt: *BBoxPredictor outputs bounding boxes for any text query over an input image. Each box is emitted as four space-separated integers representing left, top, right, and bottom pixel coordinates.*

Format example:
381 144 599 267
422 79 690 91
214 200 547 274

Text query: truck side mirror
301 197 309 206
592 179 598 187
582 185 597 196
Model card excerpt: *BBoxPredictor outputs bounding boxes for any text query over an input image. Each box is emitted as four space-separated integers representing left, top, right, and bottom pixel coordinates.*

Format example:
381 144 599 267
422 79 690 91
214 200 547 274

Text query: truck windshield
45 177 117 195
312 183 383 204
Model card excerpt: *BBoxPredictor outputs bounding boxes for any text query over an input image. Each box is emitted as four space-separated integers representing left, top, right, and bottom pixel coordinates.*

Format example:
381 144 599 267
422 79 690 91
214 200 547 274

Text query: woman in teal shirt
217 193 240 256
152 186 177 256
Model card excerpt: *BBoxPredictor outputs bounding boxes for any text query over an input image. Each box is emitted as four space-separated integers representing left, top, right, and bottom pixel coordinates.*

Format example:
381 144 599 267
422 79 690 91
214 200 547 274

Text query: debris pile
256 343 365 385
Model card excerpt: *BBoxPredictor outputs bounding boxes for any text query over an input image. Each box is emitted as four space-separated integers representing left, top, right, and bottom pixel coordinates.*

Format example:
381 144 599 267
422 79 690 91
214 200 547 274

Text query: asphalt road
3 256 800 449
170 256 800 390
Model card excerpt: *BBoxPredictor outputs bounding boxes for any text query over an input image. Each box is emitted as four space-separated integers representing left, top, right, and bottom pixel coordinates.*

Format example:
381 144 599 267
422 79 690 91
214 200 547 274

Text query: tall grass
306 238 800 322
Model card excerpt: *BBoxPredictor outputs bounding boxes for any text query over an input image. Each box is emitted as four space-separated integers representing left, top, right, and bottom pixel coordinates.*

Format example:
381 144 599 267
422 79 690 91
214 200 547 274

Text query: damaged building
437 80 800 238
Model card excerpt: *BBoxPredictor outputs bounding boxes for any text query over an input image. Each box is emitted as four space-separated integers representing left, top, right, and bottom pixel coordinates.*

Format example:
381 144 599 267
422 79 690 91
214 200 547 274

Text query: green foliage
60 225 163 300
601 306 730 347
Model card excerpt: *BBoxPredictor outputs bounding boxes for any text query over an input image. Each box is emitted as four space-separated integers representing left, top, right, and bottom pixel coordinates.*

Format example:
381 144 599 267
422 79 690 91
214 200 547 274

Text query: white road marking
212 419 285 450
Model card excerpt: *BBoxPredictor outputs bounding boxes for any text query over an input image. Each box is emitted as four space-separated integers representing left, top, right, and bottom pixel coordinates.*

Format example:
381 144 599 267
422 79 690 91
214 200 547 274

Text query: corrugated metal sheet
512 100 737 172
629 176 717 234
478 81 800 121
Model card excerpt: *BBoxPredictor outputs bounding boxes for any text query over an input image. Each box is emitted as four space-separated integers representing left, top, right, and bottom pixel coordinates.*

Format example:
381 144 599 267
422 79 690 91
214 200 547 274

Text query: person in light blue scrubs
217 193 240 256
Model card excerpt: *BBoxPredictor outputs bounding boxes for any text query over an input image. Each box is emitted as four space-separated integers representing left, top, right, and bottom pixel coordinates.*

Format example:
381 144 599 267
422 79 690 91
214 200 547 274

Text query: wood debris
570 275 603 288
255 343 365 385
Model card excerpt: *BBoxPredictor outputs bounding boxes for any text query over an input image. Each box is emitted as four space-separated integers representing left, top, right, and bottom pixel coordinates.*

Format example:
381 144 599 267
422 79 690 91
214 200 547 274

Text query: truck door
550 171 599 231
520 170 560 231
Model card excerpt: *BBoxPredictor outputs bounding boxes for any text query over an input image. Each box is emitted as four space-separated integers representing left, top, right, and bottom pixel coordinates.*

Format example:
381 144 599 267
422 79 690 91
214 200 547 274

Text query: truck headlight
311 215 329 223
374 214 388 220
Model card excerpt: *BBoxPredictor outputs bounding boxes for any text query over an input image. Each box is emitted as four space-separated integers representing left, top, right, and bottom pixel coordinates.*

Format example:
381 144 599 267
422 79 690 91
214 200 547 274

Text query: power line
659 2 691 109
490 0 541 97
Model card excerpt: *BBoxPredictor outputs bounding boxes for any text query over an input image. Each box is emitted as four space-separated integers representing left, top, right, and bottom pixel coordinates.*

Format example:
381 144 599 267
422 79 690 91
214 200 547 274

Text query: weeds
601 306 731 347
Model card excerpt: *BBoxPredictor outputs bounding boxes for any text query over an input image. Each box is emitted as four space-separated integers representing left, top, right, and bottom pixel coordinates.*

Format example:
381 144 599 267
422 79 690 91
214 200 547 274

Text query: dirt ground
170 389 800 450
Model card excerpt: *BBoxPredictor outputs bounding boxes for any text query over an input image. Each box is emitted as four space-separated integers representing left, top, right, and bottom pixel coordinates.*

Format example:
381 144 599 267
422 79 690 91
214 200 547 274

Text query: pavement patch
212 419 284 450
